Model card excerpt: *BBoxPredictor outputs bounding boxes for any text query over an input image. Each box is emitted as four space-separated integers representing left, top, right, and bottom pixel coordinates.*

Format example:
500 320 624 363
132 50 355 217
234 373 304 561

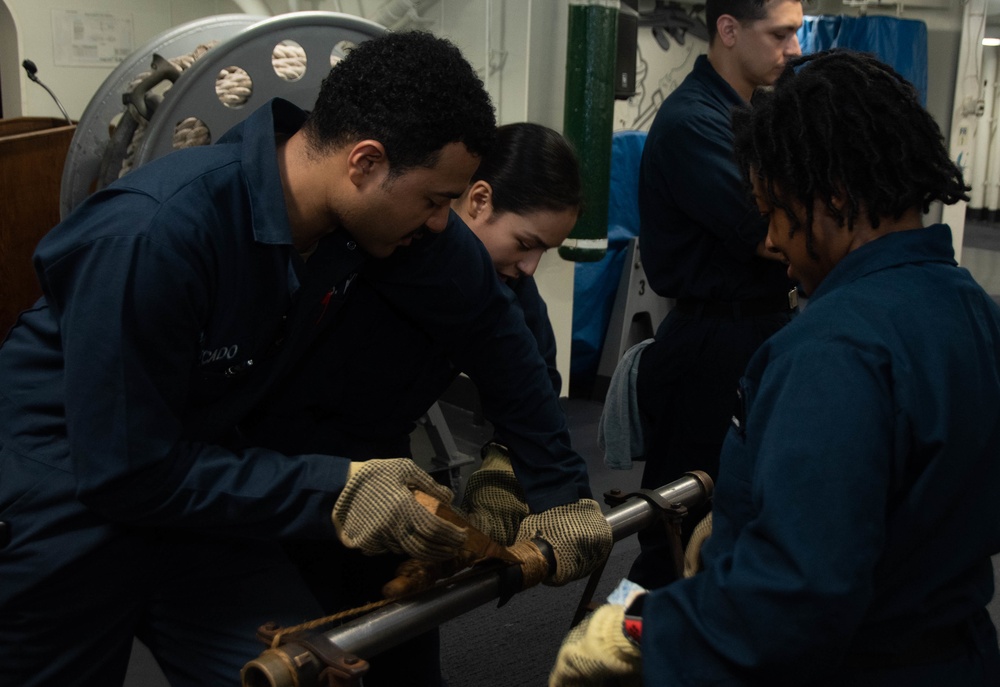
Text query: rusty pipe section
241 471 713 687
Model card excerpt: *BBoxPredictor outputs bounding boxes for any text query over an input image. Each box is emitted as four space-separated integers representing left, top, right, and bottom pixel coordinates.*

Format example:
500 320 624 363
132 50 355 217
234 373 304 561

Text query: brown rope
266 637 313 677
508 539 550 589
270 598 392 649
118 41 308 178
267 540 551 649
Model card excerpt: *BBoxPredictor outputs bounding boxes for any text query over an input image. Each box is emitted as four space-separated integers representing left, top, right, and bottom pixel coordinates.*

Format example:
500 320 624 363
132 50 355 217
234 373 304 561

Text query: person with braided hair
550 49 1000 686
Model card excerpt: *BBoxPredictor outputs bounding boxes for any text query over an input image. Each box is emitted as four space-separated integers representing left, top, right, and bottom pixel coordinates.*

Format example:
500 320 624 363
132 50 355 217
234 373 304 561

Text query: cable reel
60 14 261 219
60 11 386 219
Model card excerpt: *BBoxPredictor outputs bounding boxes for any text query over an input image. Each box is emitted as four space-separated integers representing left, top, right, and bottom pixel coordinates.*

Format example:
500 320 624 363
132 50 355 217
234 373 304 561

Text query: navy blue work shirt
642 225 1000 684
261 211 588 512
639 55 791 301
509 274 561 395
0 99 356 558
246 259 561 462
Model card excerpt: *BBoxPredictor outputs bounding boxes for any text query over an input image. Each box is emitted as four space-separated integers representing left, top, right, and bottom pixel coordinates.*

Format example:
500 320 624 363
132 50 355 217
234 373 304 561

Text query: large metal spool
60 11 386 219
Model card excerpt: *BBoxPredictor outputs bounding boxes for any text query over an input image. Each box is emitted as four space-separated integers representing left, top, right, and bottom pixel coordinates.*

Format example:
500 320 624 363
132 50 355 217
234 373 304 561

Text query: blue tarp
798 15 928 105
570 130 647 393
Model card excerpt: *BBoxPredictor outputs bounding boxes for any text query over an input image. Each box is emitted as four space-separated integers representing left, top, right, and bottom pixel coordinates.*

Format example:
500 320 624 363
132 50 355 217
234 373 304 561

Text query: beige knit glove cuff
517 498 612 586
683 511 713 578
332 458 466 560
549 604 642 687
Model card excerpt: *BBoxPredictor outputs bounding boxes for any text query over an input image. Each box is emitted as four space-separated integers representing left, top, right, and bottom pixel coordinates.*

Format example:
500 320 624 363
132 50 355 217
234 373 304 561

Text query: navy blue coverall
642 225 1000 685
0 98 589 685
246 268 561 460
631 55 795 585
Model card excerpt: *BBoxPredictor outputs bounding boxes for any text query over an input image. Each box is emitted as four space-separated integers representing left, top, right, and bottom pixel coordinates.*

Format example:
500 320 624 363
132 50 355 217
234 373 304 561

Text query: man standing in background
630 0 803 586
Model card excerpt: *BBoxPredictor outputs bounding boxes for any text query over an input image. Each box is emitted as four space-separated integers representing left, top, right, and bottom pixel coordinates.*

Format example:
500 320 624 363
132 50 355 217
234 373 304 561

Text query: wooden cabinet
0 117 75 336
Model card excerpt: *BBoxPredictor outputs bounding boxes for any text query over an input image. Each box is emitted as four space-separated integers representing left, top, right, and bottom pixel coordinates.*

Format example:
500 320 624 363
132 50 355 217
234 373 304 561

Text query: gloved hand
516 498 612 586
683 510 713 578
549 604 642 687
459 442 530 546
332 458 467 559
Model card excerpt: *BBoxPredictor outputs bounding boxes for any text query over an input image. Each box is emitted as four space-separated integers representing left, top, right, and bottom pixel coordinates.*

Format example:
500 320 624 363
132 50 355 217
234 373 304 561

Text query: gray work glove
332 458 467 560
549 604 642 687
459 442 530 546
517 498 613 586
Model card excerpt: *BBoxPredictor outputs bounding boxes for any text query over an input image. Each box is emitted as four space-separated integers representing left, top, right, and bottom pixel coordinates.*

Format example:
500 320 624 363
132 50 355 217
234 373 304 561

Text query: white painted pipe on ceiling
970 46 996 210
985 49 1000 212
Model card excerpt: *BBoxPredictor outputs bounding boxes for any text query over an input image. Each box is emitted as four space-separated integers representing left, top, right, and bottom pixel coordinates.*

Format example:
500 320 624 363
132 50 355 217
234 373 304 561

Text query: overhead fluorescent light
984 38 1000 46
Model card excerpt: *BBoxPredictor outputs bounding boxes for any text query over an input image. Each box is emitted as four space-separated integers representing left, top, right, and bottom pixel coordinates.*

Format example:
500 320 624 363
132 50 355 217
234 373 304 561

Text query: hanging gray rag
598 338 654 470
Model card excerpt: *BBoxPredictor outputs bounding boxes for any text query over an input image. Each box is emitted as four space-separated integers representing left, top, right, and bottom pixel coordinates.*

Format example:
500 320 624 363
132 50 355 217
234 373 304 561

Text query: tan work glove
459 442 530 546
683 511 713 578
549 604 642 687
517 498 613 586
332 458 466 560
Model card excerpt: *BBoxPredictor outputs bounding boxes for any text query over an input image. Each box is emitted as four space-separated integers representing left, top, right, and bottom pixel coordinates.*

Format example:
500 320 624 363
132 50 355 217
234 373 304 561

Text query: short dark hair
304 31 496 176
706 0 770 41
472 123 583 218
732 49 969 258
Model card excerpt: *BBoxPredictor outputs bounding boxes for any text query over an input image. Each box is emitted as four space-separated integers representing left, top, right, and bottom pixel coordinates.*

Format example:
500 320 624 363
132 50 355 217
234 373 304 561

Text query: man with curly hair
0 31 610 686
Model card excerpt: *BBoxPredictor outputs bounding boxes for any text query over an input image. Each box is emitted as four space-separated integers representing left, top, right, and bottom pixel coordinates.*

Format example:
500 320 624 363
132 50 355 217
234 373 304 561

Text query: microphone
22 59 72 125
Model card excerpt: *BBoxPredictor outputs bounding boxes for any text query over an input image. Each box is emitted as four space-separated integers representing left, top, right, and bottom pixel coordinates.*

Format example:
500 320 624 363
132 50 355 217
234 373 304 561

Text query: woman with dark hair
550 49 1000 687
461 122 582 285
451 122 582 393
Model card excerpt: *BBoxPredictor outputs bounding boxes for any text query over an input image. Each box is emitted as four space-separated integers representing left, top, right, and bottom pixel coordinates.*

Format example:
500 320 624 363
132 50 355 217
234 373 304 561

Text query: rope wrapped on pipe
241 471 713 687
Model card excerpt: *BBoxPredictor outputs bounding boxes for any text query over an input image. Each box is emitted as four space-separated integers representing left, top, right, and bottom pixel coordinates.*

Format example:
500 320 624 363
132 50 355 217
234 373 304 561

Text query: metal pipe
242 471 713 687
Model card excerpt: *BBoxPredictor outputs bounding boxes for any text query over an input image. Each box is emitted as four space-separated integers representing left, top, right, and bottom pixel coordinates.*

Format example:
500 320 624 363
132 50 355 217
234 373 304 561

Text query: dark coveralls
247 270 561 460
642 225 1000 685
630 55 795 586
0 98 590 686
